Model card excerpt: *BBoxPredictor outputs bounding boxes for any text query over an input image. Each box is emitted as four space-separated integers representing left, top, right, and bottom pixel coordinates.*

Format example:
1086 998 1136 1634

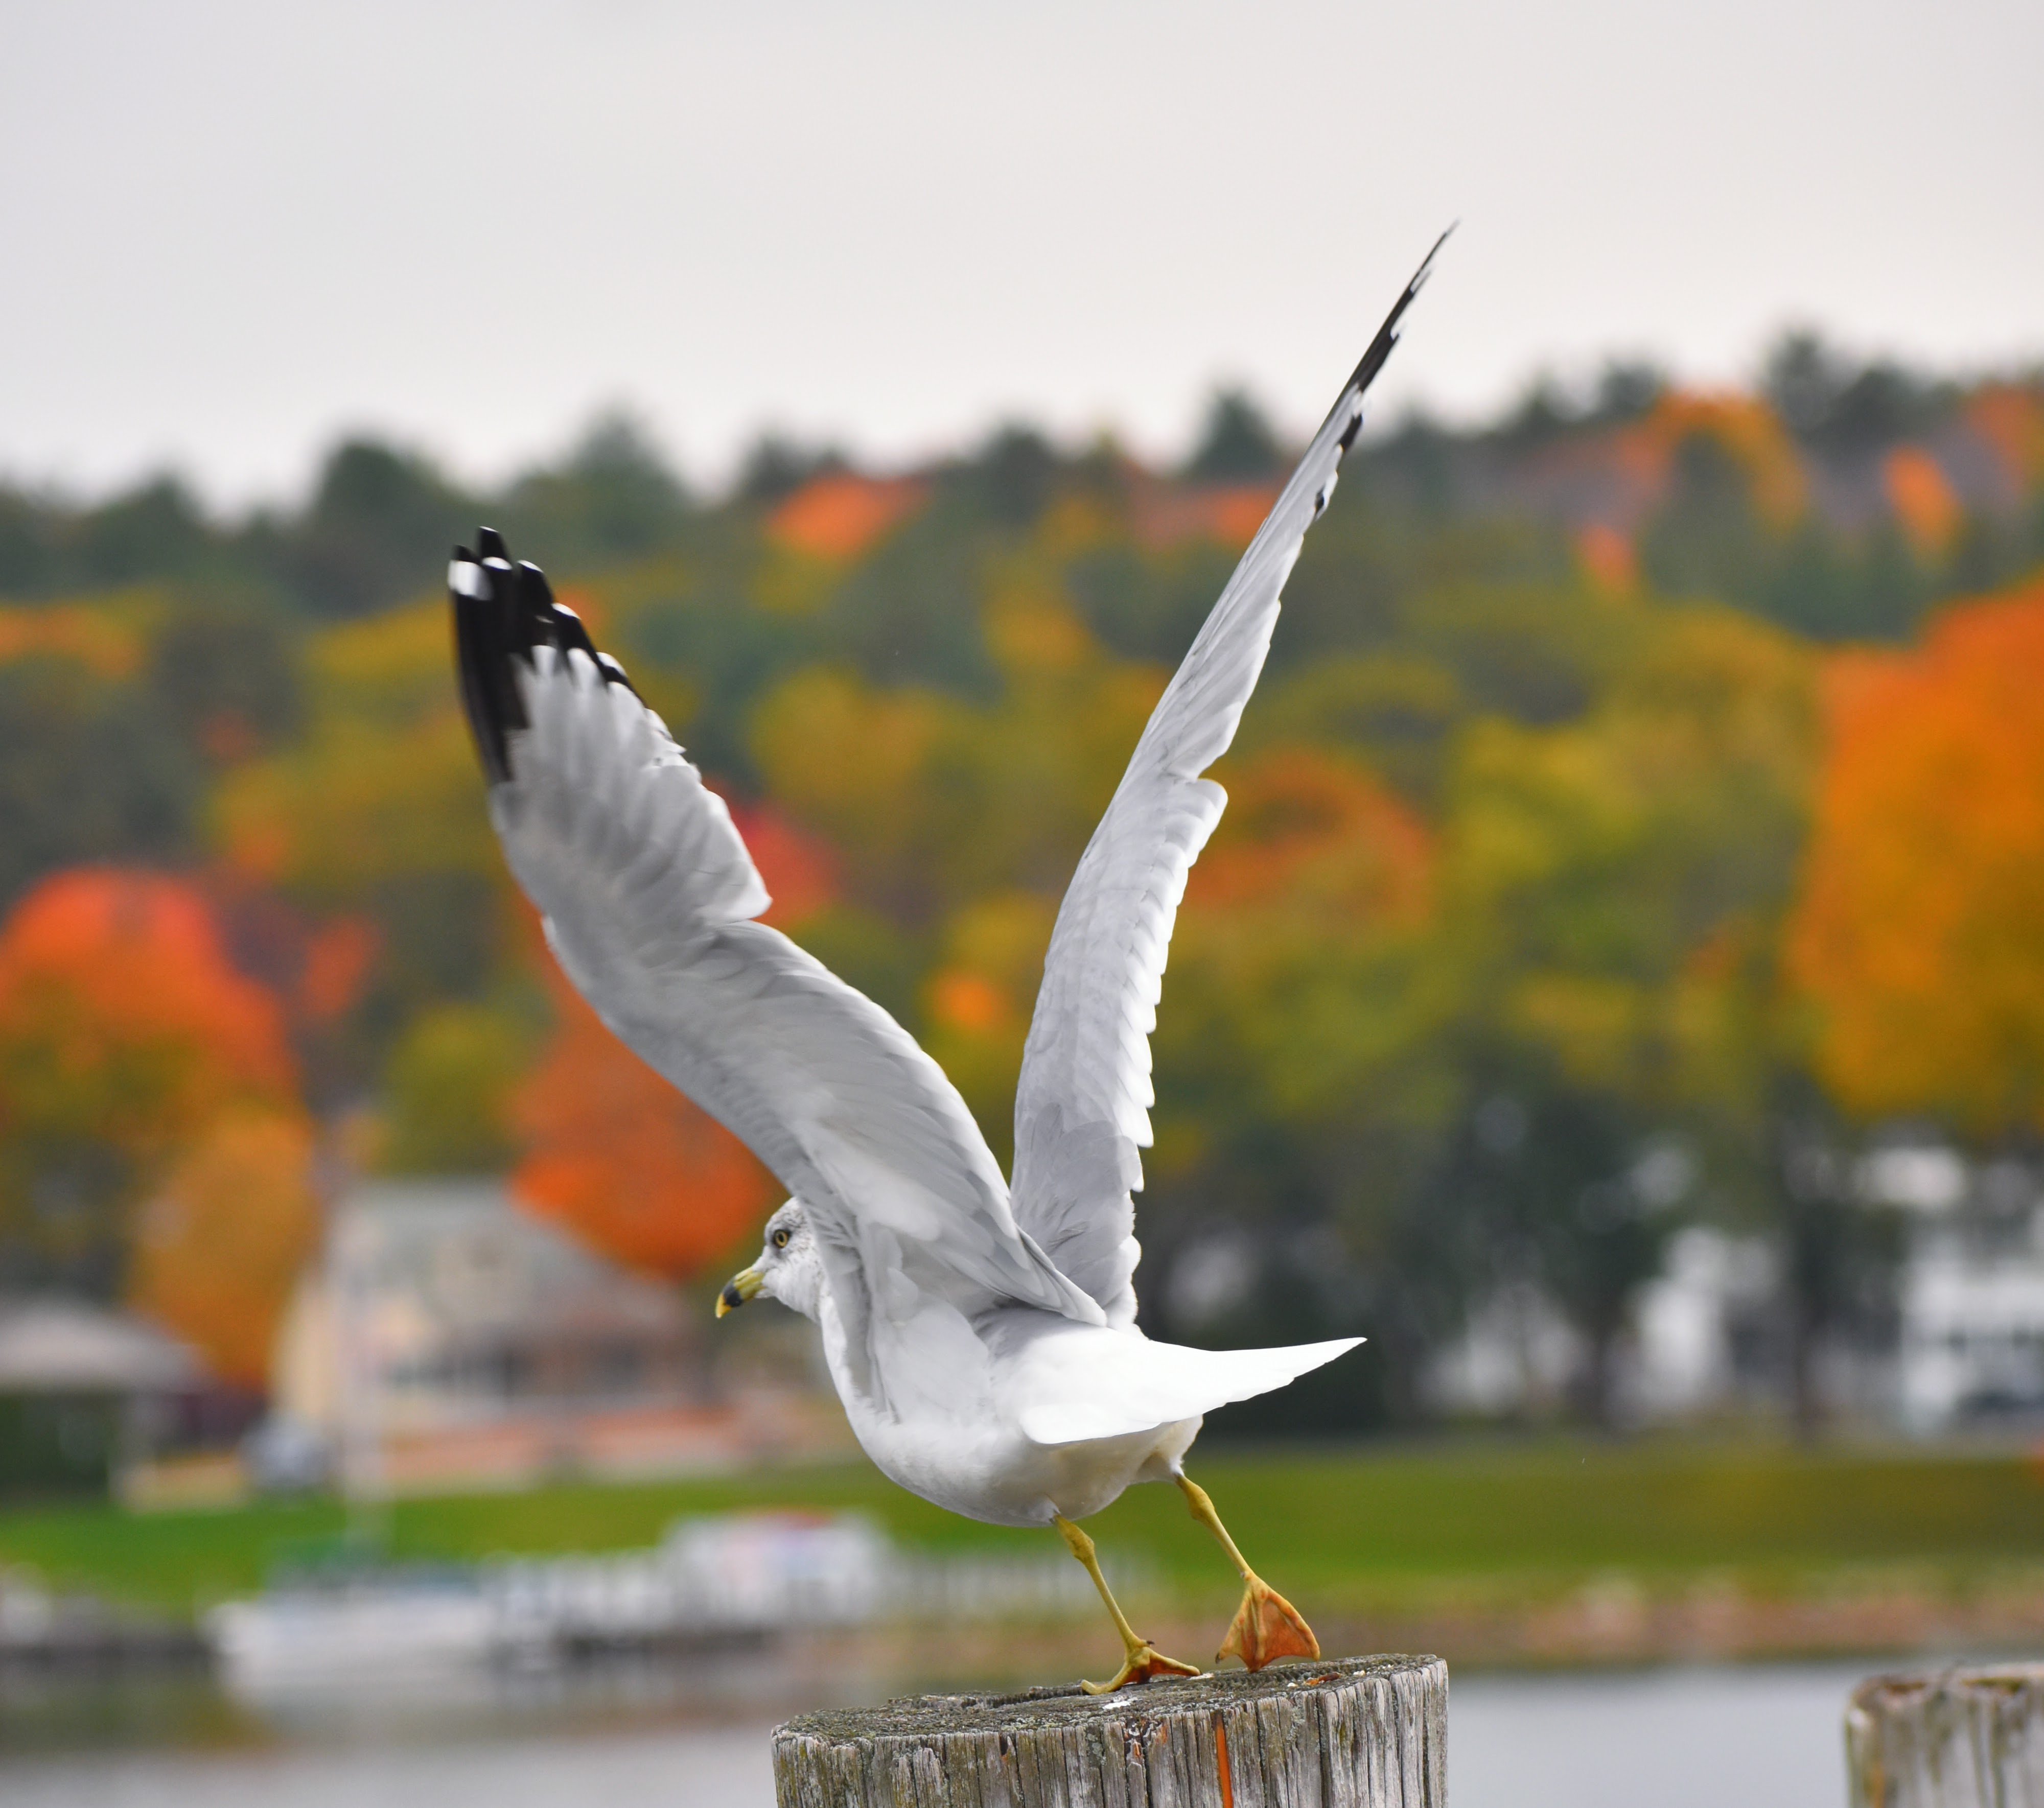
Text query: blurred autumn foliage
513 964 775 1280
769 474 927 562
505 803 827 1280
0 870 305 1358
0 345 2037 1427
1789 575 2044 1132
130 1109 318 1386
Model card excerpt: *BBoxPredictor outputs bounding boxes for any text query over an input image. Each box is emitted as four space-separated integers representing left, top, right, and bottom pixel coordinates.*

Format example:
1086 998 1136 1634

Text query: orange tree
506 803 829 1281
1789 572 2044 1134
509 960 777 1283
0 868 299 1304
1775 573 2044 1428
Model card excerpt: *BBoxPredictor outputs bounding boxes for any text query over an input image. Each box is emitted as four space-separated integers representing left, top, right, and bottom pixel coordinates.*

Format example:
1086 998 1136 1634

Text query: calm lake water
0 1657 1878 1806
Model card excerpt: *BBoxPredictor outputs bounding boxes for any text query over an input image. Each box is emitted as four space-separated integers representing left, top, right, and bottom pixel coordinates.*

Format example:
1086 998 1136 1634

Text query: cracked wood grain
771 1654 1447 1808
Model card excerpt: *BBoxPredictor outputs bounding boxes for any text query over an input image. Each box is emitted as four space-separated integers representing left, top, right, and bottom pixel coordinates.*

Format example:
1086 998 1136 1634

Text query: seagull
450 235 1445 1693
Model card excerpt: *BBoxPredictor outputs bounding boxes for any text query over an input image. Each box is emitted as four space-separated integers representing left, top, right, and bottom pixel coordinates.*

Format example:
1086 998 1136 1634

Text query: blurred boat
209 1571 495 1690
206 1510 1107 1699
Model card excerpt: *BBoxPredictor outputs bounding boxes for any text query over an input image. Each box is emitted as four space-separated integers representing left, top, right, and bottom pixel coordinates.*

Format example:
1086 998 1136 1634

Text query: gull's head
716 1200 823 1324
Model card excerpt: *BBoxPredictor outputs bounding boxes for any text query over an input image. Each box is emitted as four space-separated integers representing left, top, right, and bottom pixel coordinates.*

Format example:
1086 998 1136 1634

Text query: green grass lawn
3 1436 2040 1617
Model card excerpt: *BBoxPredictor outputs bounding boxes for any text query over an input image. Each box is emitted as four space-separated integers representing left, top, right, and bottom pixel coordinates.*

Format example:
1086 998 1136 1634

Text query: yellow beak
715 1264 764 1318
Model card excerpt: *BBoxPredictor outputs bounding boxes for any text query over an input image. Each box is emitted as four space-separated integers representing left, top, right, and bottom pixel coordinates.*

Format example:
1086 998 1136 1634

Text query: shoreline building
270 1180 844 1496
1425 1141 2044 1434
0 1299 206 1496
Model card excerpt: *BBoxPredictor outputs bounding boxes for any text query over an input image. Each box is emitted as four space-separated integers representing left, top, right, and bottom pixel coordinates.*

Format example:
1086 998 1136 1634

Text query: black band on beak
719 1281 745 1312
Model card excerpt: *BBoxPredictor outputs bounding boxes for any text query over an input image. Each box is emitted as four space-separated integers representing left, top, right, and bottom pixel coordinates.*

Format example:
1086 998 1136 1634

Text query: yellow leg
1176 1474 1320 1671
1053 1513 1202 1694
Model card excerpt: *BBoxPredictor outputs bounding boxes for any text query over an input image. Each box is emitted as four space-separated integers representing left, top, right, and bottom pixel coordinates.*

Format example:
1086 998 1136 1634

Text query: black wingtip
449 528 646 787
1330 225 1456 439
451 531 518 785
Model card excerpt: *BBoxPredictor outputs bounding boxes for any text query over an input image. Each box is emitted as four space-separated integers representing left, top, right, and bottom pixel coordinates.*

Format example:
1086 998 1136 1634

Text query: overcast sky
3 0 2039 505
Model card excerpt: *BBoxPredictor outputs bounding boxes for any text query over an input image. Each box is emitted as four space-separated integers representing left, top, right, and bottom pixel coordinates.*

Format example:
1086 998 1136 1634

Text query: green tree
1184 389 1284 481
283 440 477 618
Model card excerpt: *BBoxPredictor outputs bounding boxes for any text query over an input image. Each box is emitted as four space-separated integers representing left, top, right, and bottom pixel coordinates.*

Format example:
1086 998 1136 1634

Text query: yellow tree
130 1109 320 1386
214 599 530 1151
1402 601 1820 1421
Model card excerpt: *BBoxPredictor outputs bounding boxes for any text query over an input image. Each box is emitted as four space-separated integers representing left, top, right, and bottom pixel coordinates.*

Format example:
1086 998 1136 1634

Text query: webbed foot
1217 1573 1320 1671
1081 1640 1204 1695
1053 1509 1207 1693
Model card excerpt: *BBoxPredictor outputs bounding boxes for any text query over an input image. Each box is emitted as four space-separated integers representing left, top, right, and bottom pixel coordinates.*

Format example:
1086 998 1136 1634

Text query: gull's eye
772 1228 791 1250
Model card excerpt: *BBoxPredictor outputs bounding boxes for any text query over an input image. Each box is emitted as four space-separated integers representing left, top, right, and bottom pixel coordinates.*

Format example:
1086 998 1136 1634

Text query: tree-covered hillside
0 342 2039 1433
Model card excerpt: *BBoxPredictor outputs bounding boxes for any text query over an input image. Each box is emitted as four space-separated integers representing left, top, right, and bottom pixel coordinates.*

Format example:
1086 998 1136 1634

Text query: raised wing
451 532 1103 1409
1010 233 1449 1326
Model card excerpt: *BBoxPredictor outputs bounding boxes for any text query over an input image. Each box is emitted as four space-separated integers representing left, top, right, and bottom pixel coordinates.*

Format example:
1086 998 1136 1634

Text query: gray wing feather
1010 236 1448 1325
457 575 1103 1413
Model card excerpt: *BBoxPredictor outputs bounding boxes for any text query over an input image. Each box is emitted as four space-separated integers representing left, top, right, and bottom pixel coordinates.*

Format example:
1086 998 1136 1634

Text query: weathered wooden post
771 1654 1446 1808
1846 1664 2044 1807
